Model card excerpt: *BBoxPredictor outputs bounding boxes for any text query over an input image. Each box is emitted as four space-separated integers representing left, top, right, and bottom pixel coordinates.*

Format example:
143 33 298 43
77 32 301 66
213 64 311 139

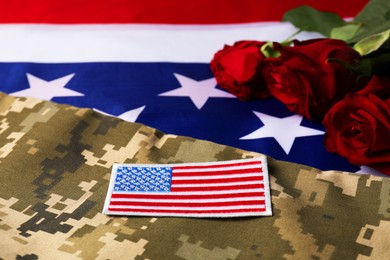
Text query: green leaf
348 20 390 43
347 0 390 43
353 29 390 55
282 5 347 37
330 24 361 41
354 0 390 25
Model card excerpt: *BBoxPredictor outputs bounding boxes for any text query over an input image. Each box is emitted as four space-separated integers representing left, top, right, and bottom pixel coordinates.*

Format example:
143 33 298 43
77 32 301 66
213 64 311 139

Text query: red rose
262 39 365 121
210 41 270 101
323 76 390 175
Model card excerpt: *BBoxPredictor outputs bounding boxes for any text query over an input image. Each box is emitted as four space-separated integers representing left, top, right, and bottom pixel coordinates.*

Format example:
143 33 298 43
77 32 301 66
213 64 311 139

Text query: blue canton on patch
113 166 172 192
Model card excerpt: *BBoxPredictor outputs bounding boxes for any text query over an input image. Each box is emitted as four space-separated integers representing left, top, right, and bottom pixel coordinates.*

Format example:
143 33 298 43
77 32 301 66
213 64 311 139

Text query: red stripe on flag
0 0 369 24
170 183 264 192
172 167 262 177
172 175 264 185
109 200 265 207
107 208 266 214
111 191 265 200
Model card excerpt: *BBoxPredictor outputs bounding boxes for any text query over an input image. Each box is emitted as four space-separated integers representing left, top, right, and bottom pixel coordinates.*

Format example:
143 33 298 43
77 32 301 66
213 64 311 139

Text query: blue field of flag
0 62 359 173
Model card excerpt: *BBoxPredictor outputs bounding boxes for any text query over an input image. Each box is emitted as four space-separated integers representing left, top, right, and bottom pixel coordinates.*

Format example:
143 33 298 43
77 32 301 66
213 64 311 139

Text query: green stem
280 29 302 46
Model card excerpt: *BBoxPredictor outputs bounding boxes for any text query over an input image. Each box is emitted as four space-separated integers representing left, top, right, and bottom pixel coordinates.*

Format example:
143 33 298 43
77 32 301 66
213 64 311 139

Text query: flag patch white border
103 156 272 218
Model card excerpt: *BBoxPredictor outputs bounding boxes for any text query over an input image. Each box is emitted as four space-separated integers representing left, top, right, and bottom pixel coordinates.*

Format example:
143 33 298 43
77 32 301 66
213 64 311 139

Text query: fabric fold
0 92 389 259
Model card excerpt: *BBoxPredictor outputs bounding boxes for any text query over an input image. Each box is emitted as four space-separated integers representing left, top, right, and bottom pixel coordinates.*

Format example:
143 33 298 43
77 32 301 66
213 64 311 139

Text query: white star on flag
10 73 84 100
159 73 235 109
94 106 145 122
356 166 387 177
241 111 324 154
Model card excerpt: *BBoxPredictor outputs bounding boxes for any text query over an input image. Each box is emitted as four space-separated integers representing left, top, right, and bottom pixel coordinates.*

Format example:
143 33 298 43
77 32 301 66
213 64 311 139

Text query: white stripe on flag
110 188 265 195
172 172 261 180
110 196 265 203
0 23 323 62
172 180 264 187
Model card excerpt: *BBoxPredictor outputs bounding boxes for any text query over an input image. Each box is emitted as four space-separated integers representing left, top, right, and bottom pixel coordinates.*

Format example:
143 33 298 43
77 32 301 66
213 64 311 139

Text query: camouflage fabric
0 92 389 259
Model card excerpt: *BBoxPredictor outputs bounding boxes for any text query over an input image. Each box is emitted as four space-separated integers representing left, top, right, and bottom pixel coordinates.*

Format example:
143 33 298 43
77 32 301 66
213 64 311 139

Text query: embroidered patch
103 156 272 218
113 166 172 192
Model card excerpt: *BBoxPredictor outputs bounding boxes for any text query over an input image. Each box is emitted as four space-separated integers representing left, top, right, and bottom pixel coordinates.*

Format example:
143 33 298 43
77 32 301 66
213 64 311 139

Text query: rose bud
262 39 366 121
210 41 270 101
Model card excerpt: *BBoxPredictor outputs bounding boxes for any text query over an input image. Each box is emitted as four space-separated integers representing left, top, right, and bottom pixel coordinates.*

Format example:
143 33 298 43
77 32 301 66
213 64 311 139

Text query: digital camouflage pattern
0 91 389 259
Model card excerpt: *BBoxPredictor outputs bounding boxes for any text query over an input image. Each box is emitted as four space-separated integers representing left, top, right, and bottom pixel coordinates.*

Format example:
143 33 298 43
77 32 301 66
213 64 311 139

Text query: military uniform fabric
0 92 389 259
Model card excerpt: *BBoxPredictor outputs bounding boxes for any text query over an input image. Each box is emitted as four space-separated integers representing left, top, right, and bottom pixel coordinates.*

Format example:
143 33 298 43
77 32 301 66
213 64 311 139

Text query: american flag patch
103 156 272 218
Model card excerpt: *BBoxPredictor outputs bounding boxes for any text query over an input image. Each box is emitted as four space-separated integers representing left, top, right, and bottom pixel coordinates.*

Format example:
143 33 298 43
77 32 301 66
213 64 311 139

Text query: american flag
1 0 384 176
103 157 272 217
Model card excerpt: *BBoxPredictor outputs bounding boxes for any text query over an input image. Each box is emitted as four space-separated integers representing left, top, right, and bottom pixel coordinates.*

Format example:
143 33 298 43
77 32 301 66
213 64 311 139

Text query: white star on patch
10 73 84 100
240 111 324 154
94 106 145 122
159 73 235 109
